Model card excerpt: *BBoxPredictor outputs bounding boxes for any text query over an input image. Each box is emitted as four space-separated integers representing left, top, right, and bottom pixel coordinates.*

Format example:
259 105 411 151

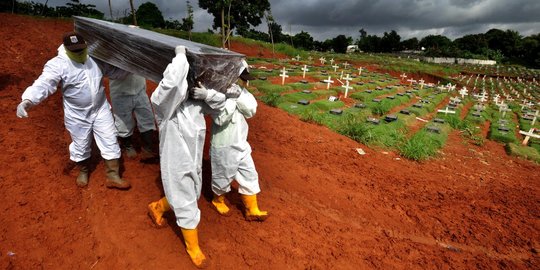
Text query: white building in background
346 45 360 53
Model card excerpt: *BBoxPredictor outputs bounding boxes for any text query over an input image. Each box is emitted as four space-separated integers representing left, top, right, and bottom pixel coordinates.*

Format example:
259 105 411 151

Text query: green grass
399 130 446 160
505 143 540 163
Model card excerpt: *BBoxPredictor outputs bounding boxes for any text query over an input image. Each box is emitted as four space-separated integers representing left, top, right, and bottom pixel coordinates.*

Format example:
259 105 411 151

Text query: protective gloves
190 82 208 100
225 84 242 98
16 99 34 118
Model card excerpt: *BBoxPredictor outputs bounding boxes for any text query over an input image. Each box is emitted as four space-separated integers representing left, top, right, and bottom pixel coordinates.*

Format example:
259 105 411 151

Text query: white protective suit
210 85 260 196
21 45 120 162
109 72 156 137
151 50 226 229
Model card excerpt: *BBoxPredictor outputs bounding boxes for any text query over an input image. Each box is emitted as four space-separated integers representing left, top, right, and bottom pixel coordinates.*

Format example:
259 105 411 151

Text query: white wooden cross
319 57 326 65
343 62 350 69
339 70 344 80
493 95 500 104
520 99 529 110
358 67 363 76
450 96 461 104
329 58 335 65
519 128 540 146
499 104 510 118
400 73 407 81
477 91 488 103
308 56 313 61
342 80 353 98
279 67 289 85
343 73 353 83
437 85 447 92
332 64 339 72
459 86 468 99
531 110 540 125
323 76 334 90
301 65 309 79
407 78 416 86
295 55 301 61
418 79 425 90
438 106 456 115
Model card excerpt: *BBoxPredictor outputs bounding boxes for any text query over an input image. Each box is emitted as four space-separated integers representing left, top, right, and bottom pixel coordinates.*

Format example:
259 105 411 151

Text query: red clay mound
0 14 539 269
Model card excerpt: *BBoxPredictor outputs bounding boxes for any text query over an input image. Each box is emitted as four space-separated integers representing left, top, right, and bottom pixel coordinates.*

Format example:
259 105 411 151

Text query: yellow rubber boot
241 194 269 222
211 194 231 216
147 197 170 227
181 228 208 269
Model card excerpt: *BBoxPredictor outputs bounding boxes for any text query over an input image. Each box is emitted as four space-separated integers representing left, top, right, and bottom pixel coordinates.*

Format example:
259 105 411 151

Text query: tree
293 31 314 51
181 1 194 40
400 37 419 50
136 2 165 28
419 35 452 50
199 0 271 48
380 30 401 52
331 35 352 53
358 34 381 52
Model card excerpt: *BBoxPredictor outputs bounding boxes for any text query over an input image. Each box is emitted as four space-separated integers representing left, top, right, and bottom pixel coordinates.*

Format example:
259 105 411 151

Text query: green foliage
399 130 445 161
198 0 270 31
335 114 371 142
136 2 165 28
505 143 540 163
260 92 281 107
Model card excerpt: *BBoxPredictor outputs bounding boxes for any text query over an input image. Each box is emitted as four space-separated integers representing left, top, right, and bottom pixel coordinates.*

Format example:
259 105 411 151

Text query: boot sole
244 213 269 222
105 181 131 190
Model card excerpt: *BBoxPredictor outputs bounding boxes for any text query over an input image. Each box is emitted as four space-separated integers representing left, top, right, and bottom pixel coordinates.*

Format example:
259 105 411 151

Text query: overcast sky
30 0 540 41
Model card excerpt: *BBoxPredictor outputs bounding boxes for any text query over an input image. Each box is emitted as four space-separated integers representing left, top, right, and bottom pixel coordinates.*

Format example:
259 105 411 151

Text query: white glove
225 84 242 98
16 99 33 118
175 45 186 55
191 82 208 100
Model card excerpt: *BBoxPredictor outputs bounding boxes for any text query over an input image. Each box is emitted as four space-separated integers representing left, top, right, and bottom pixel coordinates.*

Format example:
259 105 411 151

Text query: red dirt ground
1 14 539 269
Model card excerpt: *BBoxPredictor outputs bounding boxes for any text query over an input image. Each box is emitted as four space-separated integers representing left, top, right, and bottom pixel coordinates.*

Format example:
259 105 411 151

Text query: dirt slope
0 14 539 269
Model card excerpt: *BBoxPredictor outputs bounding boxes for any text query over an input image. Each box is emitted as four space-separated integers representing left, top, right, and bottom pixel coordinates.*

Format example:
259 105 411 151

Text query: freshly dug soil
0 14 538 269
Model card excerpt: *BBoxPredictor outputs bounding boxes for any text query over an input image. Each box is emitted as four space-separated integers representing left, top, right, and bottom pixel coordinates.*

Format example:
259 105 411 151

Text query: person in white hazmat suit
209 61 269 221
108 71 157 159
147 45 229 268
16 32 130 189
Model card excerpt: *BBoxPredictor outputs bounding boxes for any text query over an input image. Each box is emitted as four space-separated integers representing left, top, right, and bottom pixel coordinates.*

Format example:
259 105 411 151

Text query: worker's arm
235 88 257 119
150 46 189 126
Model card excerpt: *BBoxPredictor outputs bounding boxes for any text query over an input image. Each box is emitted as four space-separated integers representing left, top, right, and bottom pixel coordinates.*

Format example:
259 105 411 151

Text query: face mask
66 48 88 64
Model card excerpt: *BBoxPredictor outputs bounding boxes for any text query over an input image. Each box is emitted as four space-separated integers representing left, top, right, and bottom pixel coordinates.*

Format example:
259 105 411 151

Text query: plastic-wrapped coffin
73 16 245 93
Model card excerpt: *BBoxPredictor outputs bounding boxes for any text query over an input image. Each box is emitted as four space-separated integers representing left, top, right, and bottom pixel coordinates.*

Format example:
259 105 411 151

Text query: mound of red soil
0 14 538 269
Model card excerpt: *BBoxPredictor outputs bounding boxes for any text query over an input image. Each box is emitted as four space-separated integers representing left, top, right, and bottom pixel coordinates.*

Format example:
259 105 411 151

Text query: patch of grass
335 113 371 142
260 93 281 107
505 143 540 163
399 130 446 160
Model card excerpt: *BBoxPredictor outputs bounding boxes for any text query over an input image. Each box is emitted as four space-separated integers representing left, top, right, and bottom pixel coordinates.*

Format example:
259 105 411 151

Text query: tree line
2 0 539 67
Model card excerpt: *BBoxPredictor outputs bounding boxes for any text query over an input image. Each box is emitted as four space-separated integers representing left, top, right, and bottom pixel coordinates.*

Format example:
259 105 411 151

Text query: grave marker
519 128 540 145
323 76 334 90
342 80 353 98
459 86 468 99
279 67 289 85
319 57 326 65
407 78 416 86
298 99 310 105
437 107 456 115
301 65 309 79
329 109 343 115
358 67 363 76
418 79 425 90
332 64 339 72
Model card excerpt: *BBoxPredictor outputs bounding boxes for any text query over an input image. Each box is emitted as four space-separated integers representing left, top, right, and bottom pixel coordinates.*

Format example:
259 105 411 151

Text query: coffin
74 16 245 93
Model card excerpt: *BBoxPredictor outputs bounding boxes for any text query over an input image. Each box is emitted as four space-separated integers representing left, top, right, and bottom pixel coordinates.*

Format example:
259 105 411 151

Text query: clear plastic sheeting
73 16 245 93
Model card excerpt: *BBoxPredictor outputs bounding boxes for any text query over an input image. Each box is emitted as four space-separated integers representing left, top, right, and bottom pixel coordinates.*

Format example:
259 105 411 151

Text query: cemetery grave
245 52 540 162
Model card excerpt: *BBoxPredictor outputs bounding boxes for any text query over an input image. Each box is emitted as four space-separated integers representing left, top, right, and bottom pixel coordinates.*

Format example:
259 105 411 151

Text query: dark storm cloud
31 0 540 40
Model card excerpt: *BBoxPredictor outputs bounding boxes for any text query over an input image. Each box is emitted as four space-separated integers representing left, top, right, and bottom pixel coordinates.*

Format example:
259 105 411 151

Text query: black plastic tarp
74 16 245 93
